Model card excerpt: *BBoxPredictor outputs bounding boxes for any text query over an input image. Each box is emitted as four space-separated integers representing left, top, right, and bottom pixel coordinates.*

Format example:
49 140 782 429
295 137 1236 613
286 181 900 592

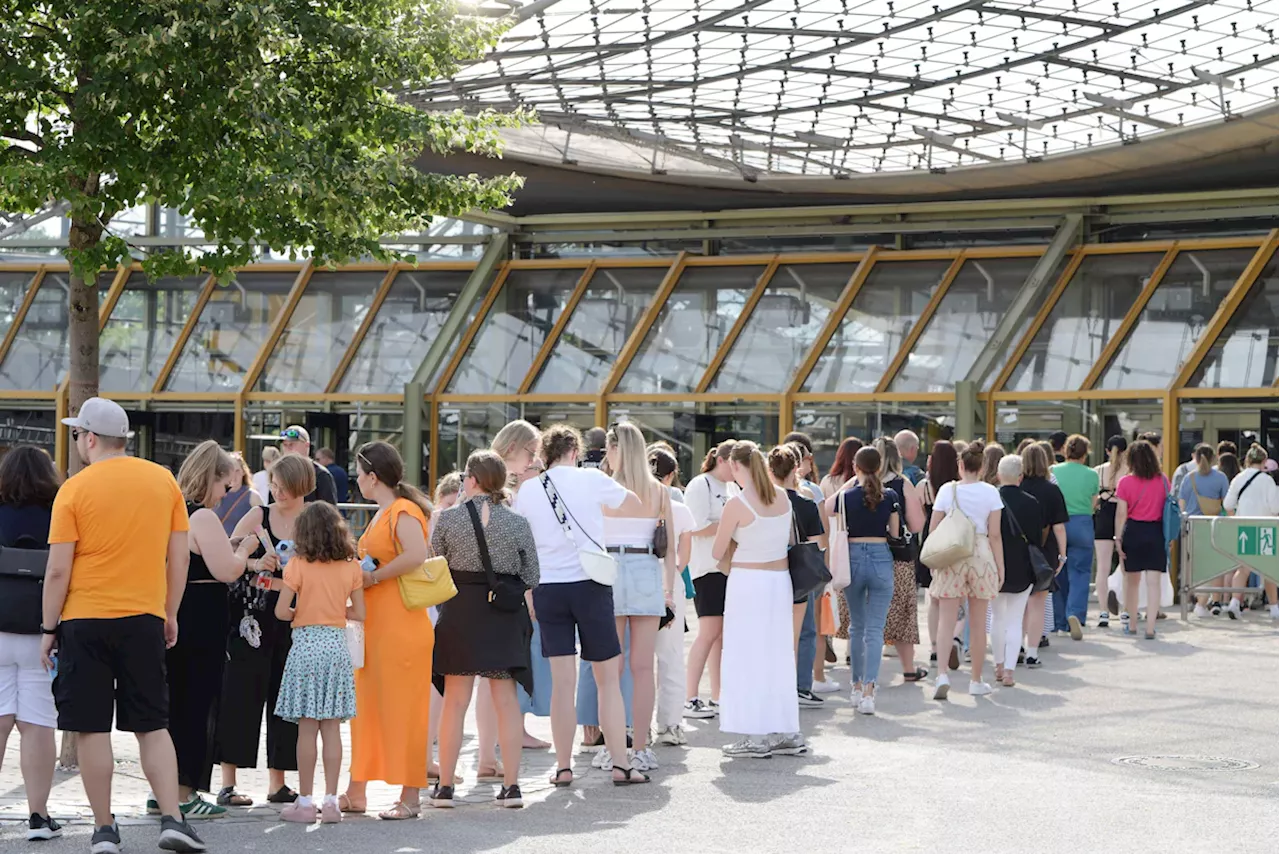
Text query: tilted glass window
1189 254 1278 388
1097 248 1260 390
708 263 857 393
0 271 37 351
100 273 208 391
616 265 767 394
0 271 114 392
802 260 951 394
1003 253 1164 392
889 257 1041 393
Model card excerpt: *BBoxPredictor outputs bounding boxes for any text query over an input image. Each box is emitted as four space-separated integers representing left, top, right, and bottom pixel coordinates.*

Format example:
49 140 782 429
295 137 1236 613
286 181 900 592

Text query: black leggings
214 613 298 772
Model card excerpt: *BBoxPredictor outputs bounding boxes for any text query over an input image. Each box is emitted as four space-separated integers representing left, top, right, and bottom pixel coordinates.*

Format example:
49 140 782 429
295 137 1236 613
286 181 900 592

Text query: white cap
62 397 134 439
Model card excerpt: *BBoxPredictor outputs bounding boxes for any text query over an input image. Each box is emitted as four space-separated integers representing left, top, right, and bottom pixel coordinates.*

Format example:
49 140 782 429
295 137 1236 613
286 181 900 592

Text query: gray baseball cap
61 397 135 439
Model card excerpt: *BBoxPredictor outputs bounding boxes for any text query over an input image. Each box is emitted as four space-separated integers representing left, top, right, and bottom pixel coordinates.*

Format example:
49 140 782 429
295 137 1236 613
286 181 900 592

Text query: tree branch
1 130 46 148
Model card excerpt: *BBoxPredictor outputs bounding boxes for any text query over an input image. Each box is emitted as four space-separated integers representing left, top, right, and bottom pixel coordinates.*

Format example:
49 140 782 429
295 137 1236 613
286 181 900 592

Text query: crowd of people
0 397 1276 852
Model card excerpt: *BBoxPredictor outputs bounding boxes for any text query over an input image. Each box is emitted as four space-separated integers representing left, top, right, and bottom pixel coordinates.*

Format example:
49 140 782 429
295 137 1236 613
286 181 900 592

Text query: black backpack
0 536 49 635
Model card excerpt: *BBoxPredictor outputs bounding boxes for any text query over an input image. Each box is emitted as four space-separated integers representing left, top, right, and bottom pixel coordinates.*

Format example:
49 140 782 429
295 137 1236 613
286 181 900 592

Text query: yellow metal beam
0 267 45 370
325 267 400 393
990 251 1085 394
519 262 598 394
601 253 688 397
432 265 514 396
54 382 69 475
875 252 967 393
786 248 878 395
1168 230 1278 392
152 274 218 393
98 266 131 330
695 256 780 393
1079 245 1180 390
240 262 315 395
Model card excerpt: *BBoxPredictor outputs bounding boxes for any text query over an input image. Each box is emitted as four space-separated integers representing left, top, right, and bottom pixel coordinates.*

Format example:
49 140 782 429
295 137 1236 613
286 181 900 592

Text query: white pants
655 592 688 728
0 632 56 728
990 586 1033 671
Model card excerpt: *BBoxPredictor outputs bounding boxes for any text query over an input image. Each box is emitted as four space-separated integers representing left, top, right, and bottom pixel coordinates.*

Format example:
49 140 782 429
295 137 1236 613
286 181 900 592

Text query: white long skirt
719 568 800 737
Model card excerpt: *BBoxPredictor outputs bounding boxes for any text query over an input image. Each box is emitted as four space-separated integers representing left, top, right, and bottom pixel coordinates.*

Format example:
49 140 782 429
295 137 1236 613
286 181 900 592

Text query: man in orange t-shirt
40 398 206 854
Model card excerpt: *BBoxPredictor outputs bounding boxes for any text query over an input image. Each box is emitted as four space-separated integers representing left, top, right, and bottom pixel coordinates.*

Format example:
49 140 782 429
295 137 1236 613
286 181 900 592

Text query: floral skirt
274 626 357 723
883 560 920 645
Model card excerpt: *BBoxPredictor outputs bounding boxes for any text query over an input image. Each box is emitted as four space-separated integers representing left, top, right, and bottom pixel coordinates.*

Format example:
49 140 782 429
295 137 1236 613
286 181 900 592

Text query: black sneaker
1017 647 1026 665
496 784 523 809
929 651 937 664
797 690 824 708
90 819 121 854
28 813 62 841
429 784 455 809
158 815 207 853
1038 635 1050 649
1025 656 1042 669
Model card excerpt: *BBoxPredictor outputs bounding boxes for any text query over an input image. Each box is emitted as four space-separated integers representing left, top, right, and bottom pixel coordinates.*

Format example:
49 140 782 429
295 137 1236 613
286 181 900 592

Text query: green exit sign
1237 525 1277 557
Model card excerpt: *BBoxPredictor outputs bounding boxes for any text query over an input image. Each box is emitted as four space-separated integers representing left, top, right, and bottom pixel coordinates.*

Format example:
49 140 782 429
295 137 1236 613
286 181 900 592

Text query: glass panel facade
435 402 521 475
1190 254 1279 388
336 269 476 393
0 271 35 345
1097 249 1258 390
530 266 669 394
100 273 207 391
708 263 857 393
446 269 585 394
0 271 113 391
793 400 956 476
616 265 767 394
890 257 1041 393
164 272 299 392
1004 253 1164 392
802 260 951 394
256 270 387 393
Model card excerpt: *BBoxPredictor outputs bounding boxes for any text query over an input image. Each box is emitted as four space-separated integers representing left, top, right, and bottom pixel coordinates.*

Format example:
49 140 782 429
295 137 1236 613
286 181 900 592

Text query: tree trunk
66 217 103 476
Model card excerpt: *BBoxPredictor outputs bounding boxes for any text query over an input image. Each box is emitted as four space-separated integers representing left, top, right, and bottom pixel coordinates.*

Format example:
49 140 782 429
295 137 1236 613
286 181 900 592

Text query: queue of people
2 398 1277 852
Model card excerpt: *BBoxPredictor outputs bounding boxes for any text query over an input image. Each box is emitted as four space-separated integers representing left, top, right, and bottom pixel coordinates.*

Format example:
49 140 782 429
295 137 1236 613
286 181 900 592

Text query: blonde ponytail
731 441 773 506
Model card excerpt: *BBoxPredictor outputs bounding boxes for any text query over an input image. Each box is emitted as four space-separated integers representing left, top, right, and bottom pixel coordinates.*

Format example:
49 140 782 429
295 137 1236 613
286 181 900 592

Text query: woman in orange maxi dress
341 442 434 820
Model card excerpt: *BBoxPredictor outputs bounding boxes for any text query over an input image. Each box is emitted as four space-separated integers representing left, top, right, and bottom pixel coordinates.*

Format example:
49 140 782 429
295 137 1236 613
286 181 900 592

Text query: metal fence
1179 515 1279 619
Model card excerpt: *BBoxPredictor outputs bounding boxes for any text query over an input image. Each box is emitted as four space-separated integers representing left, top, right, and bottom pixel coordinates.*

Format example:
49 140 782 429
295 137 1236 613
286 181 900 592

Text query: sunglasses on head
281 429 304 440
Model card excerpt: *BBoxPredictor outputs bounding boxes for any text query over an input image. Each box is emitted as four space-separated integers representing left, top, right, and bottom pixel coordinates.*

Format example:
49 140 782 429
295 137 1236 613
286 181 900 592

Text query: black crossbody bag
1002 498 1055 592
0 540 49 635
465 502 527 613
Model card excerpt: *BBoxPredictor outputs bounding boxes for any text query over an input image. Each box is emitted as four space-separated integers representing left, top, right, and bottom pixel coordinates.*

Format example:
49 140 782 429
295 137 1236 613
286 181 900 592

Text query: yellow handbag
385 510 456 610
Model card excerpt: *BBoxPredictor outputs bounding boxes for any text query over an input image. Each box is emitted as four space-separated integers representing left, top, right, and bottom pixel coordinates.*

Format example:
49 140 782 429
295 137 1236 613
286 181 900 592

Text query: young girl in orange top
273 503 365 825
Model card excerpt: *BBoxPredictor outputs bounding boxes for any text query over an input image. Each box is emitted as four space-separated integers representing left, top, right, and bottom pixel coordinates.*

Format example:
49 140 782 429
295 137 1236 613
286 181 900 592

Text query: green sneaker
180 794 227 820
147 798 161 816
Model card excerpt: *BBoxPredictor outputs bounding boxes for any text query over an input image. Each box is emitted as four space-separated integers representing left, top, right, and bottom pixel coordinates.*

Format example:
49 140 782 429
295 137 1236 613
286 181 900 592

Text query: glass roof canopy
414 0 1278 178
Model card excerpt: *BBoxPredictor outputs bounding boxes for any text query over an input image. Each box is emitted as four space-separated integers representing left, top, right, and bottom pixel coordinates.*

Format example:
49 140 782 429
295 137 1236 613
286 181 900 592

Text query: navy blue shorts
533 580 622 662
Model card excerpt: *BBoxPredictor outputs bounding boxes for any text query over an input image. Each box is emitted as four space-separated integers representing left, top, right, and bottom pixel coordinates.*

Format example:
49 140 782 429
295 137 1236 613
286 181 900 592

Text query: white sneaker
656 726 684 746
722 737 772 759
933 673 950 701
683 698 716 719
1227 599 1242 620
811 680 841 694
591 747 612 770
632 747 659 771
857 694 876 715
969 681 993 697
1194 604 1210 618
1270 604 1279 620
767 733 808 756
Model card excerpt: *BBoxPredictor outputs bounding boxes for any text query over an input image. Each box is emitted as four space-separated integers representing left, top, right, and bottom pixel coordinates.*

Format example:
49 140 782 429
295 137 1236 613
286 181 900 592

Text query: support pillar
403 381 424 488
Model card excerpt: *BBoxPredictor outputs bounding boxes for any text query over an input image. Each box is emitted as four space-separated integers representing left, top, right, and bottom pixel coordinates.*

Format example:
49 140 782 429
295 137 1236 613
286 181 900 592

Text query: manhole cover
1112 755 1259 771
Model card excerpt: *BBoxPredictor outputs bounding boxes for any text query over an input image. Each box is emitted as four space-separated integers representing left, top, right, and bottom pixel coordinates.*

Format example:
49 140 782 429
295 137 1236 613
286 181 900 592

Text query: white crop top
730 495 792 563
602 516 659 547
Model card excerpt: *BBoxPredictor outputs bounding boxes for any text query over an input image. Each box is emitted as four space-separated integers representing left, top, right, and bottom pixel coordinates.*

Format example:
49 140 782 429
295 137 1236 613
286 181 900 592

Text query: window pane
530 266 668 394
1098 248 1259 390
1190 254 1278 388
616 265 767 394
163 272 299 392
708 263 857 393
336 269 477 394
446 269 585 394
1003 253 1164 392
890 257 1041 393
256 270 387 393
0 271 35 345
435 403 521 475
0 271 113 392
801 260 951 394
100 273 207 391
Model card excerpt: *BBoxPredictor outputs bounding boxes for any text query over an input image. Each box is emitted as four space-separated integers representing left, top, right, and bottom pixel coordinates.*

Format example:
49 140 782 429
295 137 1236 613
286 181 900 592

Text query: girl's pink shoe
280 801 317 823
320 799 342 824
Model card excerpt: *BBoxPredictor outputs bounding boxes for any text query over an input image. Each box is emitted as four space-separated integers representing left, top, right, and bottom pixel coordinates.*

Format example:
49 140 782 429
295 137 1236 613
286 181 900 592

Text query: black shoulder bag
1003 497 1054 592
0 539 48 635
465 501 527 613
788 505 831 600
886 499 919 563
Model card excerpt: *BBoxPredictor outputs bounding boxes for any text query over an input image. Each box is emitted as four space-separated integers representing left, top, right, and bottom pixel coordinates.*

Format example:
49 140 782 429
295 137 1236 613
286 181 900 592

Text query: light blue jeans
576 624 633 727
796 591 817 692
842 542 896 688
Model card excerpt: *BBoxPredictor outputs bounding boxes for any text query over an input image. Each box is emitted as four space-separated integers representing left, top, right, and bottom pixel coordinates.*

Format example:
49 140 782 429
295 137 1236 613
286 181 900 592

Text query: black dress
215 506 298 772
167 502 229 793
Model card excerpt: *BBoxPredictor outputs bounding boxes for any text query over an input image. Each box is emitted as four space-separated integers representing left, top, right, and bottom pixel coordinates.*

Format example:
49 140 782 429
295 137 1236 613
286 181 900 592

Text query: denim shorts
611 552 665 617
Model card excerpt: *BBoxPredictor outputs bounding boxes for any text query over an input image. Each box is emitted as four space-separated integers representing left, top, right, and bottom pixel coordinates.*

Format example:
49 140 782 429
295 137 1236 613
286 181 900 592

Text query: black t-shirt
1019 476 1068 565
998 485 1043 593
581 449 606 470
786 489 824 542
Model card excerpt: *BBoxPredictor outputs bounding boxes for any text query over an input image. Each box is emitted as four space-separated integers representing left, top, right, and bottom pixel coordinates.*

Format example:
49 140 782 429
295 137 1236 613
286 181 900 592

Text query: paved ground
1 610 1276 854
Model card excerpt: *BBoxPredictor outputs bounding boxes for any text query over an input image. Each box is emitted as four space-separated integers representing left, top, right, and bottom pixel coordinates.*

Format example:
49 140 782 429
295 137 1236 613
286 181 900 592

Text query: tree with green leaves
0 0 522 431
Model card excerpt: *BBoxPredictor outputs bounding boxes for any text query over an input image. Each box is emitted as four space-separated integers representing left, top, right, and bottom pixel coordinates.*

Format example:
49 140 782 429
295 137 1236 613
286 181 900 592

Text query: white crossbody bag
539 473 618 586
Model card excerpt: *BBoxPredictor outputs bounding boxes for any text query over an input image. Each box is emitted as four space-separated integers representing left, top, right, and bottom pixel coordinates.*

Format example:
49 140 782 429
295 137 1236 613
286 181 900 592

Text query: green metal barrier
1180 515 1279 618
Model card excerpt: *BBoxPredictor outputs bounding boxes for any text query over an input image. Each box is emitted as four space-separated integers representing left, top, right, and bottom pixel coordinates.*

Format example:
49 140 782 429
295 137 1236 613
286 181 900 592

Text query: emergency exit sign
1237 525 1277 557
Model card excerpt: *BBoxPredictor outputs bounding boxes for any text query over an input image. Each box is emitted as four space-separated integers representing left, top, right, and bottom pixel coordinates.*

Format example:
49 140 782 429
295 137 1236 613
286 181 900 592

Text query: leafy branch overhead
0 0 528 280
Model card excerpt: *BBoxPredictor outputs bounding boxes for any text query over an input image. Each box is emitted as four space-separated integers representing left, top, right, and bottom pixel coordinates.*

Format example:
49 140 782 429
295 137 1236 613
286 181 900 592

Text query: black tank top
186 502 215 583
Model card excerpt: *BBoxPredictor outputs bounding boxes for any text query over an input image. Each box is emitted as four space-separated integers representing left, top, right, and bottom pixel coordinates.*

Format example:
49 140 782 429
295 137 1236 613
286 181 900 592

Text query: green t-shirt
1051 461 1100 517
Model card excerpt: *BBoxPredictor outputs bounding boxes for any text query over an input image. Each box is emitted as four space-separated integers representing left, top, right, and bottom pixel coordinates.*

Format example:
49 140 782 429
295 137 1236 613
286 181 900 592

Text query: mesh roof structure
413 0 1278 179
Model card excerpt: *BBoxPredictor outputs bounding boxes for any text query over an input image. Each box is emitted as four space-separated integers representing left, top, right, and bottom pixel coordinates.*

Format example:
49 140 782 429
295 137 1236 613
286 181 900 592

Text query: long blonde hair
731 440 773 506
608 423 661 506
178 440 235 506
492 420 539 464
